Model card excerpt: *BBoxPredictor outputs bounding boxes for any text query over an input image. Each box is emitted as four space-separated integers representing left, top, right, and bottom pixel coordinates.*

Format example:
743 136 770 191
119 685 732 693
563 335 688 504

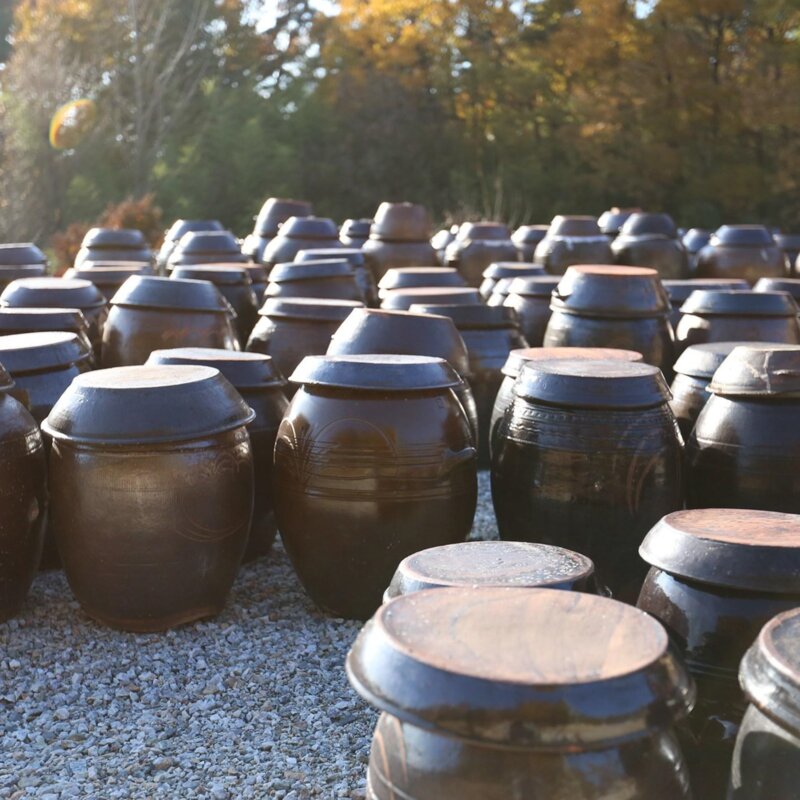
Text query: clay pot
348 587 694 799
696 226 785 283
261 217 340 268
147 348 288 561
43 365 254 631
598 208 638 238
729 607 800 799
773 233 800 275
384 540 598 601
682 229 711 273
0 308 94 357
637 508 800 800
612 213 689 279
663 279 749 329
543 266 675 373
245 297 364 396
502 276 561 346
168 230 246 270
265 259 362 304
101 276 238 367
157 219 223 272
479 262 545 300
274 354 477 619
686 344 800 511
64 265 154 302
407 304 528 469
363 203 437 278
243 199 313 262
380 286 481 311
377 267 465 300
431 225 458 265
170 265 259 346
444 222 517 287
339 218 372 248
511 225 549 261
0 364 47 620
0 242 47 267
675 290 800 351
75 228 153 267
753 276 800 302
492 359 684 601
295 248 378 306
533 216 613 275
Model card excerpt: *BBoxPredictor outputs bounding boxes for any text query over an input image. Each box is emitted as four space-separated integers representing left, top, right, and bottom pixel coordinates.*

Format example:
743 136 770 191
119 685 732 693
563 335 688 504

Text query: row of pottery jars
242 198 312 264
637 508 800 799
168 230 246 270
533 215 613 274
598 207 638 238
478 261 544 300
266 259 362 303
663 278 748 329
377 267 465 302
0 243 47 291
75 228 152 267
443 222 518 287
611 212 689 278
295 248 379 306
347 586 695 799
157 219 223 272
339 218 372 248
696 226 785 283
431 224 458 264
262 216 341 268
273 354 478 619
362 203 437 279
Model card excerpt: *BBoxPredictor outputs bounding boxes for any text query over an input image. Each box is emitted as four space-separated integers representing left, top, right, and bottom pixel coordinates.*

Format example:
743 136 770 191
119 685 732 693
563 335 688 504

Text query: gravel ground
0 472 497 800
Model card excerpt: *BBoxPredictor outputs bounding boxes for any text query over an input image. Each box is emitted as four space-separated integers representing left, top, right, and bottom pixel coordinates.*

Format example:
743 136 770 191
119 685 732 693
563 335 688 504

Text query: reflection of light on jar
49 99 98 150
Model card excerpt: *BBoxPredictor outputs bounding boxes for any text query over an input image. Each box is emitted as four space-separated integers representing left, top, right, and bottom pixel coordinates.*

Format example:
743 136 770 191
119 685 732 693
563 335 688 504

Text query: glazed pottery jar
598 208 638 238
0 244 47 290
64 265 153 302
261 217 340 268
157 219 223 272
533 216 612 275
245 297 364 395
444 222 518 287
753 276 800 302
242 198 312 263
339 218 372 248
489 346 643 457
380 286 481 311
431 225 458 264
511 225 549 261
479 262 545 300
347 587 694 799
147 348 288 561
75 228 152 267
362 202 437 279
637 509 800 800
265 259 361 303
773 233 800 275
502 276 561 346
326 307 479 445
612 213 689 279
296 248 378 306
274 354 477 619
0 308 94 357
675 290 800 351
682 229 712 273
383 540 598 601
171 265 259 346
729 607 800 799
492 359 683 601
377 267 465 301
0 364 47 620
686 344 800 511
102 276 238 367
696 226 785 283
543 266 675 373
663 279 749 329
168 230 246 270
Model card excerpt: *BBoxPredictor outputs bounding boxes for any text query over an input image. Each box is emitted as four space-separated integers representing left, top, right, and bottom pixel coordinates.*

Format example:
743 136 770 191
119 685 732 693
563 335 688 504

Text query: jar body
675 313 800 351
613 238 689 279
362 239 438 280
49 429 253 631
504 294 552 346
445 240 518 287
274 386 477 619
533 239 613 275
669 373 711 439
696 246 785 283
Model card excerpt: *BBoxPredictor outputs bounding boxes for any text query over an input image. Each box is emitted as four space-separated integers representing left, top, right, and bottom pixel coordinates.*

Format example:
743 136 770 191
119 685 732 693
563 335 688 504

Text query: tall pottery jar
695 226 785 284
444 222 518 287
533 216 612 275
611 212 689 278
362 203 437 280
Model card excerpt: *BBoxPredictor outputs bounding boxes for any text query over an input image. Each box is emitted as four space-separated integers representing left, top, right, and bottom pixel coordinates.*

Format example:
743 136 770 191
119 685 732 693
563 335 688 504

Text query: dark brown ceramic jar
729 607 800 799
43 365 254 631
147 348 288 561
296 248 379 307
753 276 800 302
663 279 749 329
380 286 481 311
686 344 800 511
502 275 561 346
64 265 154 302
637 509 800 800
265 260 361 303
543 266 675 373
773 233 800 275
478 262 545 300
377 267 466 301
682 229 712 273
533 215 613 275
383 540 598 601
598 208 638 238
242 198 312 263
0 308 94 357
492 359 684 601
170 265 259 346
612 213 689 279
274 355 477 619
696 226 785 284
339 218 372 248
431 225 458 265
168 230 247 270
444 222 518 287
157 219 223 272
511 224 549 261
75 228 153 267
362 203 437 279
102 276 238 367
261 217 341 268
348 587 694 799
245 297 364 396
0 364 47 620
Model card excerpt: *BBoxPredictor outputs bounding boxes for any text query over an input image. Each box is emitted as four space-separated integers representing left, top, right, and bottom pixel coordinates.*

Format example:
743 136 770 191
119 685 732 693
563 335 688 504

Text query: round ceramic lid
482 262 546 280
340 219 372 237
618 212 678 239
740 607 800 736
43 365 255 445
381 286 481 309
0 243 47 266
65 266 151 285
516 359 670 409
278 216 338 240
254 199 312 236
408 303 519 330
0 331 91 373
260 297 364 321
754 278 800 299
147 348 285 389
268 260 353 282
598 209 636 235
680 289 797 317
456 221 511 241
346 587 693 747
110 276 230 312
682 229 711 252
708 344 800 397
81 228 147 249
175 230 240 255
547 215 601 237
0 277 106 310
512 225 549 244
378 267 465 291
384 541 595 599
0 307 89 333
290 354 461 391
371 202 431 241
663 279 749 304
502 346 643 378
711 225 775 247
672 341 758 380
170 265 251 286
507 275 561 297
296 247 363 266
165 219 224 243
640 509 800 593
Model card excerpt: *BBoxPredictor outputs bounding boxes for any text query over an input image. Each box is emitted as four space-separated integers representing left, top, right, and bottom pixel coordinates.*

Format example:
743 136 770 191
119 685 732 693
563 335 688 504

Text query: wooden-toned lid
502 346 642 379
260 297 363 321
672 341 757 380
0 331 92 373
640 509 800 593
347 587 693 747
147 348 286 389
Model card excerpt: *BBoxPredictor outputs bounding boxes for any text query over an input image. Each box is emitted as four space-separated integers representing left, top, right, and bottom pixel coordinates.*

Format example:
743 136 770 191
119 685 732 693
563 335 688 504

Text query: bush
100 194 164 249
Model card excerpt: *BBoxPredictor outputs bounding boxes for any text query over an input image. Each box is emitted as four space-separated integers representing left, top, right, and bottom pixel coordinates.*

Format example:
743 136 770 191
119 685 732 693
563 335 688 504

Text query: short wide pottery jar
296 248 379 307
662 278 749 329
0 365 47 621
444 222 518 287
753 276 800 303
0 242 48 291
533 215 612 275
502 275 561 346
242 198 312 263
492 359 684 601
43 365 255 631
380 286 481 311
478 262 545 300
511 224 549 261
696 225 785 283
637 509 800 800
273 355 477 619
0 308 94 358
362 202 437 280
347 587 695 800
339 218 372 248
265 260 362 303
75 227 152 267
686 344 800 511
168 231 246 270
377 267 466 300
729 607 800 799
261 217 341 268
158 219 223 272
611 212 689 279
543 266 675 374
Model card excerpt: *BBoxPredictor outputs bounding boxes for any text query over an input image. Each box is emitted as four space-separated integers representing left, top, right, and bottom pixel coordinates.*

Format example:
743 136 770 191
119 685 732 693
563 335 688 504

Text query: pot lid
259 297 364 322
408 303 519 330
146 348 285 389
662 279 749 304
0 277 107 310
65 266 152 285
0 265 47 282
346 587 693 748
277 216 338 241
673 341 759 380
340 218 372 237
296 247 362 266
512 225 549 244
254 199 312 236
381 286 481 310
740 607 800 736
516 359 670 409
753 278 800 300
490 278 515 296
639 509 800 593
81 227 147 249
268 260 353 283
618 212 678 240
165 219 224 243
110 276 230 313
482 262 546 280
290 354 461 391
371 202 431 241
711 225 775 247
682 228 711 252
546 215 601 238
456 221 511 241
506 276 561 298
502 346 643 378
0 331 92 373
174 230 241 255
680 289 797 317
774 233 800 250
384 541 595 600
597 209 637 235
0 243 47 266
378 267 466 292
170 265 251 286
0 307 90 334
708 344 800 397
